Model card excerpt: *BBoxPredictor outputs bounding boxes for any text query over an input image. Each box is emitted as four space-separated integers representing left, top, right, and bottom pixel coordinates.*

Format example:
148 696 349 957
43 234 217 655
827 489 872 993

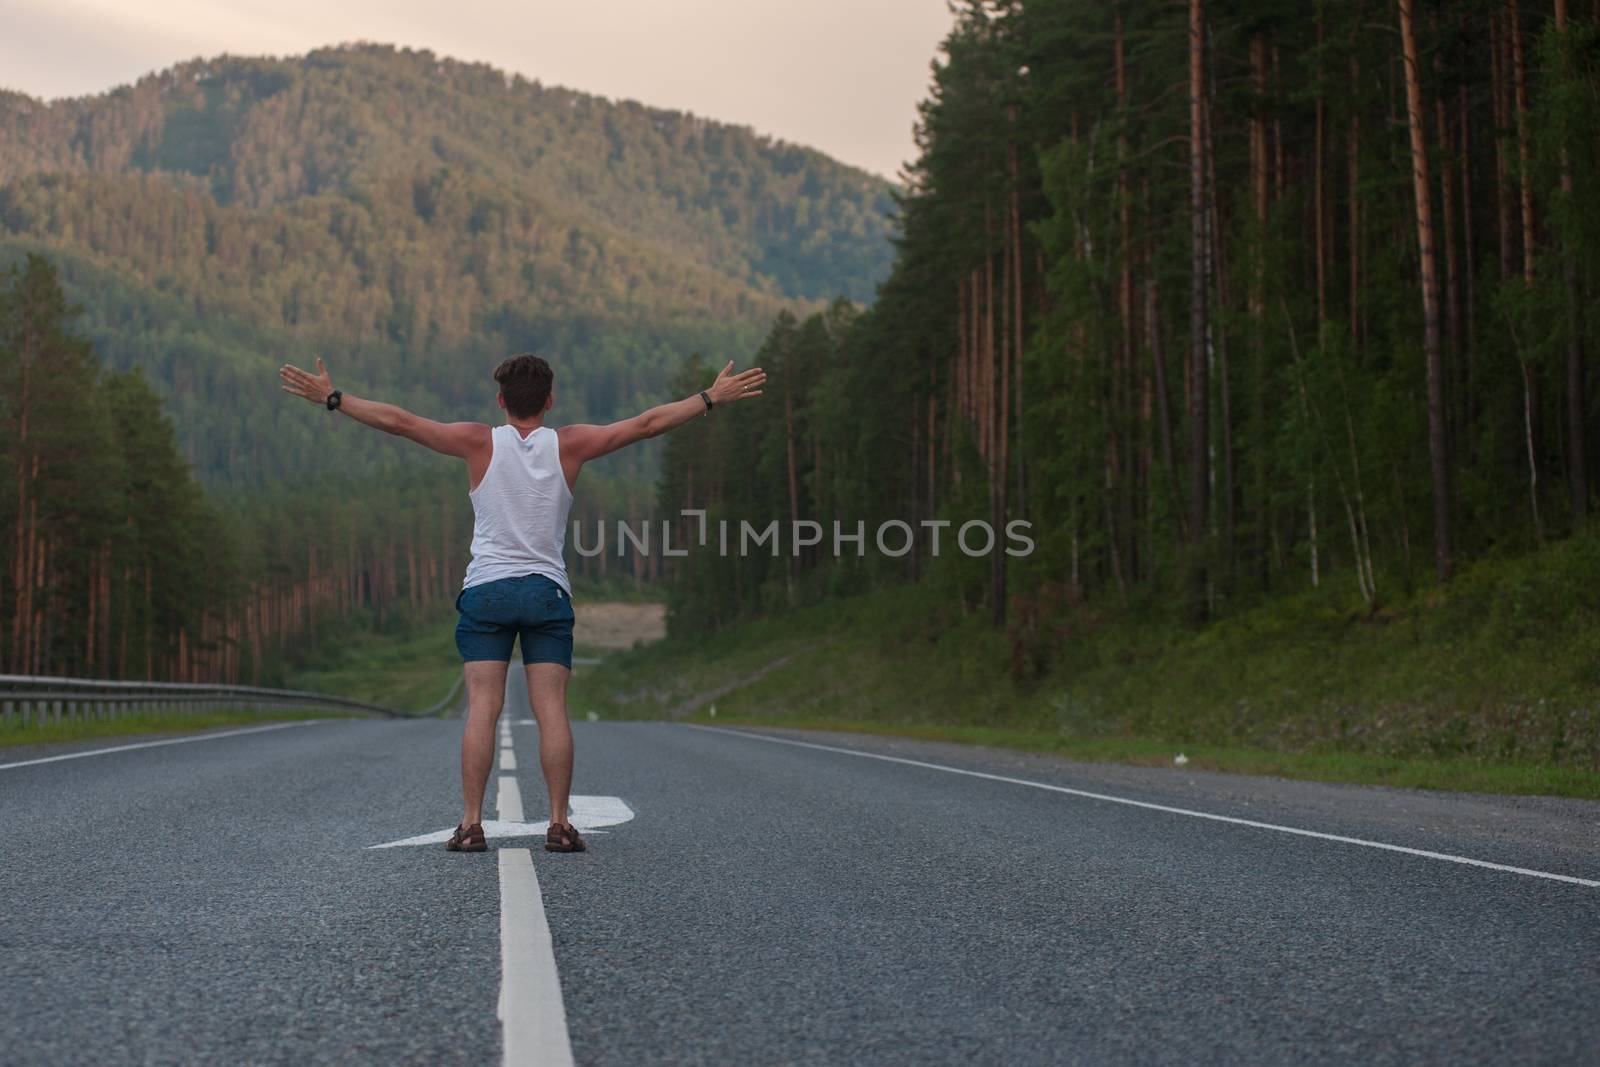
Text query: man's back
463 423 573 594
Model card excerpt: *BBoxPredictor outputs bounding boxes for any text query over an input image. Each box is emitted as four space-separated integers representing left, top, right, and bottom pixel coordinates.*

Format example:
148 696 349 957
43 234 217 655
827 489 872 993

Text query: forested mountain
0 45 896 687
658 0 1600 656
0 45 893 306
0 44 897 484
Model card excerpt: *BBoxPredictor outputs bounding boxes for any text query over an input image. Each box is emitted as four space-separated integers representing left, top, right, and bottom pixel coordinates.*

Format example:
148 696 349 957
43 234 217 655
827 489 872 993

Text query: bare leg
460 660 509 826
525 663 574 826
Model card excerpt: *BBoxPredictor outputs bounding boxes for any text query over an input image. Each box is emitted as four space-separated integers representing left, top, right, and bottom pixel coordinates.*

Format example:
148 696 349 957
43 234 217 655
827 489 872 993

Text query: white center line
0 720 334 771
501 749 518 771
687 725 1600 889
494 752 574 1067
498 848 575 1067
498 774 525 823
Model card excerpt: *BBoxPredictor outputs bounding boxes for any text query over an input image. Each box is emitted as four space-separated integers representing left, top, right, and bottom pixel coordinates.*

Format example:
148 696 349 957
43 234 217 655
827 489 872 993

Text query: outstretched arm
279 358 491 464
558 361 766 471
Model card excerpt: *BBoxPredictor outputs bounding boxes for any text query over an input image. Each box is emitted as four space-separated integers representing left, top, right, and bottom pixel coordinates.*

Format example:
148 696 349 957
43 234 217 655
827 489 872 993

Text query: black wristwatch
326 389 343 411
699 389 713 415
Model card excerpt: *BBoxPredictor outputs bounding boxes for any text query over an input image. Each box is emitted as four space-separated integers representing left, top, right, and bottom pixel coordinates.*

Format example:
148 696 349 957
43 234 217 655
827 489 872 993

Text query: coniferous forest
659 0 1600 647
0 45 895 683
6 3 1600 731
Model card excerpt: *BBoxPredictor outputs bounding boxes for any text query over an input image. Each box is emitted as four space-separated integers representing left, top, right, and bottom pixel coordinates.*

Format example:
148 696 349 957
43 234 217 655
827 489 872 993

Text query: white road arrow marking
365 794 634 849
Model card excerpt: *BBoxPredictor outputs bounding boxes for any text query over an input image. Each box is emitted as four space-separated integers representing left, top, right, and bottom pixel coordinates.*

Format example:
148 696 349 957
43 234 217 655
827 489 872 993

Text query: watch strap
699 389 713 414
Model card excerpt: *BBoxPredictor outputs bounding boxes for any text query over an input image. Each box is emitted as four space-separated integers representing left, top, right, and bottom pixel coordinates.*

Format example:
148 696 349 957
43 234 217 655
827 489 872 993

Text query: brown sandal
545 822 587 853
446 822 487 852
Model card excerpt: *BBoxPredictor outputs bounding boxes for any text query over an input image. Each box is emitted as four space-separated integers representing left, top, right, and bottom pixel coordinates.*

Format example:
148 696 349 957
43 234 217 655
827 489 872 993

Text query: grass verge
0 708 356 749
279 602 638 711
572 534 1600 800
284 609 462 712
687 716 1600 800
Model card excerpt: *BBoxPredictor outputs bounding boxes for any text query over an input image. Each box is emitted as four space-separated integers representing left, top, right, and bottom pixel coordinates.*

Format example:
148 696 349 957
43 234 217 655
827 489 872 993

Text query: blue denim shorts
454 573 574 667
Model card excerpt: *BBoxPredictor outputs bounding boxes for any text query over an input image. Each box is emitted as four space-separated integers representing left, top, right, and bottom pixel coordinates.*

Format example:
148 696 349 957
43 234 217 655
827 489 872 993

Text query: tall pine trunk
1459 86 1478 433
1555 0 1588 517
1491 11 1516 281
1508 0 1536 287
1509 0 1545 540
784 369 800 590
1248 31 1273 591
1187 0 1211 612
1206 60 1234 583
1434 65 1462 371
1398 0 1453 581
1348 14 1364 353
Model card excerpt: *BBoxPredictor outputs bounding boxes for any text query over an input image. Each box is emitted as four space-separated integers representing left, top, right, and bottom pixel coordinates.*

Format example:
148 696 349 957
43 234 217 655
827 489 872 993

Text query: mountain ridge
0 43 897 304
0 43 898 485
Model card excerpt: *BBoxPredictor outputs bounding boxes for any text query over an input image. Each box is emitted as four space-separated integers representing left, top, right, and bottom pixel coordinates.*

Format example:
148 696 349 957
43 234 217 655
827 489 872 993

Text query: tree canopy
656 0 1600 657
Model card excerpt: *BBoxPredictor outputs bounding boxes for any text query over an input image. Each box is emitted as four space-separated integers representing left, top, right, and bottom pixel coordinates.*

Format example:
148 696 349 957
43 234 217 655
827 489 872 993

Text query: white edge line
685 724 1600 889
498 848 575 1067
0 719 334 771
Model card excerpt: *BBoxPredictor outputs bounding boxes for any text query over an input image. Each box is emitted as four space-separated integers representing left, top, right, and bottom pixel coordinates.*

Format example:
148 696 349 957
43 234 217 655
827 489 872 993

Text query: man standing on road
279 354 765 852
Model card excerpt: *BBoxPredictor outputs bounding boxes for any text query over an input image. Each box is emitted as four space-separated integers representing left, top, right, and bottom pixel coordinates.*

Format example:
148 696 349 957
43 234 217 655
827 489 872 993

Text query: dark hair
493 354 553 419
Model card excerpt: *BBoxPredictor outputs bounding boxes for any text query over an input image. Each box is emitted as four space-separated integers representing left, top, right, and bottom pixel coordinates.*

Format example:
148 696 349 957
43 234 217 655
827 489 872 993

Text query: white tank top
462 424 574 593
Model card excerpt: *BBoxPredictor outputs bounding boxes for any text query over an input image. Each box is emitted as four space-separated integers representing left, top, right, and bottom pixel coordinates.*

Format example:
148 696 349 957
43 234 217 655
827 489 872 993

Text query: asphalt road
2 704 1598 1065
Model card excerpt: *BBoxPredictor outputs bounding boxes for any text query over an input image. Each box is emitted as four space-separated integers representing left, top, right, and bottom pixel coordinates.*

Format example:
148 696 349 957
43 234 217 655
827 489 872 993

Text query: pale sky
0 0 957 180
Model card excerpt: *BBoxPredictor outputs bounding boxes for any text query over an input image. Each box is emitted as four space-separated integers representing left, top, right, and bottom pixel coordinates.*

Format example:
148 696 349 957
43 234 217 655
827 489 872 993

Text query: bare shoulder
439 420 495 450
556 423 603 457
401 416 493 461
556 423 599 439
461 422 495 463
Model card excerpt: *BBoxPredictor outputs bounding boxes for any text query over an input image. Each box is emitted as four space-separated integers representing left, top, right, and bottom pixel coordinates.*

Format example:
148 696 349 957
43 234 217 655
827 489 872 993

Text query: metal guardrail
0 672 467 729
418 673 466 718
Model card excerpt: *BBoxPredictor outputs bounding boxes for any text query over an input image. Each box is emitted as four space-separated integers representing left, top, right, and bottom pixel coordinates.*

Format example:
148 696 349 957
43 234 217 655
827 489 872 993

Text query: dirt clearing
574 601 666 650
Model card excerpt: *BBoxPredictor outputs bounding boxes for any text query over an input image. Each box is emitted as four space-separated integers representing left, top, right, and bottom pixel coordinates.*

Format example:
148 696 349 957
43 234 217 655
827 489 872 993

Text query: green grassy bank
283 608 463 712
570 533 1600 799
0 708 354 749
281 602 627 711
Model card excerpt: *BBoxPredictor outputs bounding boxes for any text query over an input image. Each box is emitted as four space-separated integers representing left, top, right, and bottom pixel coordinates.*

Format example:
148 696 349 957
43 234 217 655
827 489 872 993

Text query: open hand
707 361 766 406
279 358 334 406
